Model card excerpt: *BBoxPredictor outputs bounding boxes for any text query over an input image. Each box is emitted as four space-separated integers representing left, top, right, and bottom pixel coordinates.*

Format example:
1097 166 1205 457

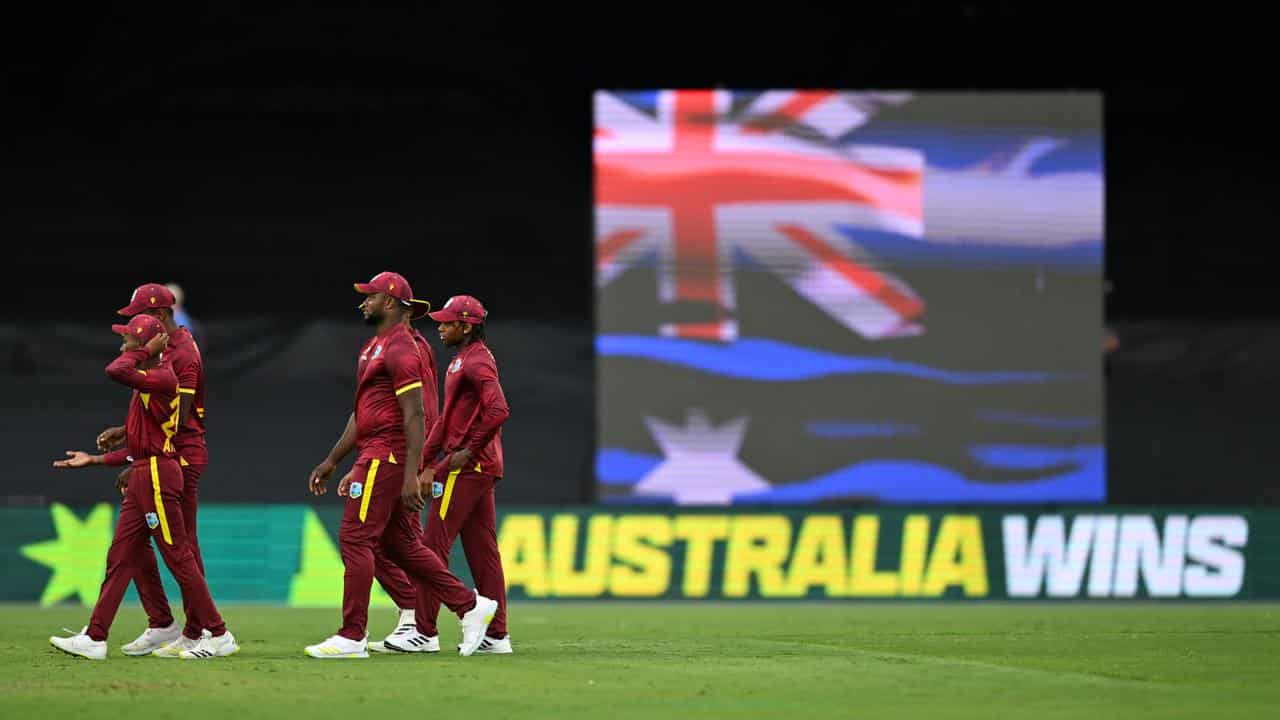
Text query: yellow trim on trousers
359 459 380 522
150 456 173 545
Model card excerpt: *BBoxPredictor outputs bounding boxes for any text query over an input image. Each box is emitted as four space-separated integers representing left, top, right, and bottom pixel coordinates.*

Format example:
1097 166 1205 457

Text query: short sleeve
176 352 200 394
385 336 424 396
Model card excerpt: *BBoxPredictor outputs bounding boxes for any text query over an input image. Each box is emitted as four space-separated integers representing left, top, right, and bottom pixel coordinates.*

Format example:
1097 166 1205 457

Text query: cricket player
379 294 511 654
48 314 237 660
96 282 214 657
305 272 497 658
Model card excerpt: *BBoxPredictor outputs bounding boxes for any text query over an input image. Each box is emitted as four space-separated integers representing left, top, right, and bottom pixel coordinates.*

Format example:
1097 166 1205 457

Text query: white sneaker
458 593 499 657
305 634 369 659
121 621 180 656
180 630 239 659
384 629 439 653
371 609 422 653
151 634 199 658
50 627 107 661
475 635 513 654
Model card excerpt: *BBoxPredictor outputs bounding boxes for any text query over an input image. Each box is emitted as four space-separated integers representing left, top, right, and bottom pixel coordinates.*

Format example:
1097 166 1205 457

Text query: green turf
1 603 1277 719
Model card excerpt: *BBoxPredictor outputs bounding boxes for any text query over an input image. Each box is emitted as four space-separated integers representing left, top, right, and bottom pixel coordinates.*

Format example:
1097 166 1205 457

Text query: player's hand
53 451 97 469
144 332 170 356
446 448 473 472
96 425 126 452
309 459 336 496
115 467 131 496
337 470 354 498
401 475 425 513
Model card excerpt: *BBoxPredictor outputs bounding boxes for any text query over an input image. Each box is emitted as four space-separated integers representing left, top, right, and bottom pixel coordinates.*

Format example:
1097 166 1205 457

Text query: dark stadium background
3 4 1276 505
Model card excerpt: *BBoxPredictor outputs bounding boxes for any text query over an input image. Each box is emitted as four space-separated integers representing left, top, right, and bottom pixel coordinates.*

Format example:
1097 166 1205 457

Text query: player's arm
309 413 356 496
96 425 127 451
175 358 200 426
53 447 130 470
104 334 172 391
397 386 427 513
450 358 510 470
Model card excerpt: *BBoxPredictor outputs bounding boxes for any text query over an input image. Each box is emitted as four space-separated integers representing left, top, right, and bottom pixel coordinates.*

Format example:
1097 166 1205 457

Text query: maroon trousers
134 461 206 637
87 457 225 642
375 467 507 638
338 456 476 641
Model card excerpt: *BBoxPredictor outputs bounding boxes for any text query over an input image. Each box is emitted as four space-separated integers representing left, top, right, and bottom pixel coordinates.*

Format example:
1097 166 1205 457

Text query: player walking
96 282 215 657
305 272 497 658
48 314 237 660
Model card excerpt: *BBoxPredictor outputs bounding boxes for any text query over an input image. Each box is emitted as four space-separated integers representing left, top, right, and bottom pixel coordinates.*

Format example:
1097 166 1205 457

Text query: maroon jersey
166 326 208 465
102 349 181 465
425 340 510 477
410 327 440 453
354 323 427 464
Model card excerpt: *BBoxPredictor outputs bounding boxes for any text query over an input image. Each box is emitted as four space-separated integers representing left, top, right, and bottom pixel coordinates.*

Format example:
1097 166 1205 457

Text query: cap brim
427 309 457 323
110 323 131 335
353 283 378 294
408 299 432 320
117 301 144 316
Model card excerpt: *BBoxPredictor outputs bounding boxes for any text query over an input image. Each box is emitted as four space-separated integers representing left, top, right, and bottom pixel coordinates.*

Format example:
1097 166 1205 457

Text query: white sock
399 608 415 626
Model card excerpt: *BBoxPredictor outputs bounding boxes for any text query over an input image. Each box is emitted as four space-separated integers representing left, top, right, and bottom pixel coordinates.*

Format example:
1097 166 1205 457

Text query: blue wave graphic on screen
974 410 1098 431
597 449 661 485
598 336 1071 384
596 445 1104 504
807 421 921 438
733 446 1104 504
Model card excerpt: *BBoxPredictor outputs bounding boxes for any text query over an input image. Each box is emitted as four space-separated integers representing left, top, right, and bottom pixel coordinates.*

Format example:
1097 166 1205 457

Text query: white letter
1184 516 1247 597
1114 515 1186 597
1003 515 1094 598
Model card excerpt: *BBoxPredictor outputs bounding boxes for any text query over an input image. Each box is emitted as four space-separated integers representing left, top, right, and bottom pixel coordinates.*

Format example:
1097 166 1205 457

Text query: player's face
361 292 391 326
438 320 467 346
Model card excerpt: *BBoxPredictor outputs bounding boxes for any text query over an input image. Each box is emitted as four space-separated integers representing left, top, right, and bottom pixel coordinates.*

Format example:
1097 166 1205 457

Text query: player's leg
181 461 207 576
121 545 181 656
414 465 475 638
142 457 236 659
380 469 496 657
458 474 511 653
50 468 149 660
305 457 391 658
369 535 419 652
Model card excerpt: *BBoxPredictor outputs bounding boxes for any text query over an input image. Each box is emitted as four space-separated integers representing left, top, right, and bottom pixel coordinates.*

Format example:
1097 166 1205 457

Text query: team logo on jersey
145 512 159 529
431 481 444 498
449 358 462 374
349 481 363 499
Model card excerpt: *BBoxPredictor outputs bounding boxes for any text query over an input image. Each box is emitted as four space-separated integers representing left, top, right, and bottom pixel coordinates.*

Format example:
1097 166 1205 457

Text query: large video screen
595 90 1103 505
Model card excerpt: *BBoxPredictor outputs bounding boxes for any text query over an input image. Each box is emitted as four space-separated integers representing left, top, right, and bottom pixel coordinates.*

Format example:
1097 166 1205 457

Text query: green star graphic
20 503 114 607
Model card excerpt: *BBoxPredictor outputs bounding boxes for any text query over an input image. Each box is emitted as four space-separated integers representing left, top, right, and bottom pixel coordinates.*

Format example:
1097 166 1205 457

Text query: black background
2 4 1277 504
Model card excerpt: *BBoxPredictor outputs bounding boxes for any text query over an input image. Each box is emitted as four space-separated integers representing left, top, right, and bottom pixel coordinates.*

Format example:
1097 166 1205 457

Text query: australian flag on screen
594 89 1104 505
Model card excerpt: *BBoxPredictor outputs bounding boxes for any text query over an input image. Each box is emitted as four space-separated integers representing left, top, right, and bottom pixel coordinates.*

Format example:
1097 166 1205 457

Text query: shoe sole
383 639 439 654
304 650 369 659
180 644 240 660
122 643 177 657
49 639 105 661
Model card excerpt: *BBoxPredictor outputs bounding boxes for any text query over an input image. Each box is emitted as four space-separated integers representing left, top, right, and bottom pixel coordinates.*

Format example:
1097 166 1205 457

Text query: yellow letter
922 515 989 597
849 515 899 596
724 515 791 598
673 515 730 597
498 514 548 597
899 515 931 597
610 516 673 597
783 515 847 597
549 515 614 597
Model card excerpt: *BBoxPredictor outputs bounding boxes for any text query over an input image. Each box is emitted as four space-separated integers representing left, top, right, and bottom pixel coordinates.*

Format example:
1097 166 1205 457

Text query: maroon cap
429 295 487 324
111 314 166 345
354 271 432 319
118 283 176 316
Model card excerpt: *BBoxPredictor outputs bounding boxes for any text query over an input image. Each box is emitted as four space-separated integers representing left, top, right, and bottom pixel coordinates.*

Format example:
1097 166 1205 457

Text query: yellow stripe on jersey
358 459 380 522
394 381 423 396
388 452 397 465
178 387 196 395
150 456 172 545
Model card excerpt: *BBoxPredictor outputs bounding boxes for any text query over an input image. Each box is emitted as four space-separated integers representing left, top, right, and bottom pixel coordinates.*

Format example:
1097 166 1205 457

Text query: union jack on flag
595 89 926 342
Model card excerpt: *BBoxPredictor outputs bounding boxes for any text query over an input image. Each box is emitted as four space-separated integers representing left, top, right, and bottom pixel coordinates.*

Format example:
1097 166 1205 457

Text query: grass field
2 603 1278 719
